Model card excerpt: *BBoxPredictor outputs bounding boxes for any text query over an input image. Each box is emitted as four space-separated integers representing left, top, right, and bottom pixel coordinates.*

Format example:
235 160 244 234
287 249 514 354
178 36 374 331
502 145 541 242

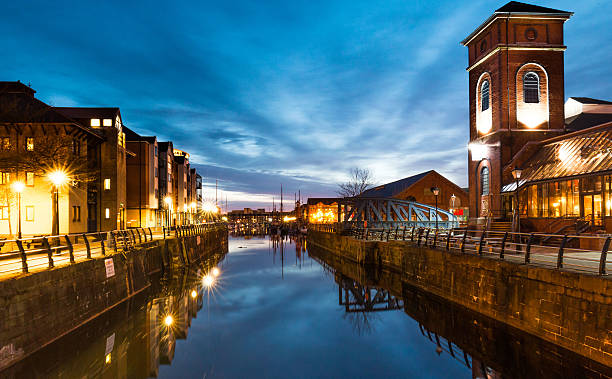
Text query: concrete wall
308 230 612 367
0 226 227 371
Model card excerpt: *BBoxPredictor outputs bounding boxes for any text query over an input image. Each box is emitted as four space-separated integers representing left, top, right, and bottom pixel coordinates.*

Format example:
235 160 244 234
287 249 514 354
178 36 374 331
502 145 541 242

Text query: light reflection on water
3 236 608 378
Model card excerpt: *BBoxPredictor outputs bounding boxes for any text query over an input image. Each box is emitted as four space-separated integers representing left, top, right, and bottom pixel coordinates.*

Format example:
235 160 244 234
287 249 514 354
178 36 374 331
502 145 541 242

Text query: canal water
4 236 610 378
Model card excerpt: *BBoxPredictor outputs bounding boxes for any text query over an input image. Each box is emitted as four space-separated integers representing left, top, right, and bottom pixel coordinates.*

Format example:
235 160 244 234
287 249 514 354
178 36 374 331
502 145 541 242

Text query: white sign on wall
105 258 115 278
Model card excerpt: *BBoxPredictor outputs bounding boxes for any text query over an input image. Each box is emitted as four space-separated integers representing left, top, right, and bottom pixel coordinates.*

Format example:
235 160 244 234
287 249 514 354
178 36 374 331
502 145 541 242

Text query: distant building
359 170 468 217
157 142 174 226
306 198 341 224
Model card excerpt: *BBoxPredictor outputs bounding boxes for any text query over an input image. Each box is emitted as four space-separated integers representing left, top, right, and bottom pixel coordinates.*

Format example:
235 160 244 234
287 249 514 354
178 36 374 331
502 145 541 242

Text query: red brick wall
394 171 468 212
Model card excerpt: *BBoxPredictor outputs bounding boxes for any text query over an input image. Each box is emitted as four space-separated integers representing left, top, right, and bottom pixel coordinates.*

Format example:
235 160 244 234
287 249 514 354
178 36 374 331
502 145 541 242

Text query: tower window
481 80 490 111
481 166 489 196
523 72 539 103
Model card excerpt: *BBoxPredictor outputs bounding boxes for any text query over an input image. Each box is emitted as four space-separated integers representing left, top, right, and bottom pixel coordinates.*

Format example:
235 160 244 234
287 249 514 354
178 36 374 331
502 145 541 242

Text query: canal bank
307 229 612 367
0 225 228 371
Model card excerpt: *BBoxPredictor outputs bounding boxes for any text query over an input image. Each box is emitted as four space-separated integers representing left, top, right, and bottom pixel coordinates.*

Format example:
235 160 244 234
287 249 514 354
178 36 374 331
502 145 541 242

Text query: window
155 146 158 156
72 139 80 155
155 169 158 178
72 206 81 222
25 206 34 221
90 119 100 127
523 72 539 103
26 137 34 151
0 172 9 185
26 172 34 187
481 80 490 111
104 178 111 190
480 166 489 195
105 208 110 219
0 206 8 220
103 119 112 127
1 138 10 151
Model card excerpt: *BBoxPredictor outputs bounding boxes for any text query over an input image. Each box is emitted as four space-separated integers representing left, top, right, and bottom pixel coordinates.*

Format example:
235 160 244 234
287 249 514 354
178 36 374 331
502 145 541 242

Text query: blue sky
1 0 611 209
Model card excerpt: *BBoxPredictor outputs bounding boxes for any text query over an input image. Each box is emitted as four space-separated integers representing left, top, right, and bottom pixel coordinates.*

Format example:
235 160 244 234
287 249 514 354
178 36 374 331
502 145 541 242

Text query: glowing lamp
105 353 111 364
48 170 68 187
511 167 522 180
164 315 174 326
164 196 172 206
211 267 220 277
430 187 440 196
191 290 197 298
203 275 215 287
12 181 24 193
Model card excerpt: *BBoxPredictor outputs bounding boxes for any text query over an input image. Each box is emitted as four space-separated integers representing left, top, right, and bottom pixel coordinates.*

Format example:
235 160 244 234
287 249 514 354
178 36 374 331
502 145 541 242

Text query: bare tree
337 168 374 197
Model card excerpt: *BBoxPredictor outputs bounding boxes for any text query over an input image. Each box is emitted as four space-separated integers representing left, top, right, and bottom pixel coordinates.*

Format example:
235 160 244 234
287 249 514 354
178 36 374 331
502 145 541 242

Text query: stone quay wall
308 229 612 367
0 225 228 371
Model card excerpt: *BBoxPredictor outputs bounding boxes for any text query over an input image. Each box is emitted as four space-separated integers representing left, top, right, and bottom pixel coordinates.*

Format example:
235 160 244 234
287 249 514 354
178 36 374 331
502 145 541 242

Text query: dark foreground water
4 236 610 378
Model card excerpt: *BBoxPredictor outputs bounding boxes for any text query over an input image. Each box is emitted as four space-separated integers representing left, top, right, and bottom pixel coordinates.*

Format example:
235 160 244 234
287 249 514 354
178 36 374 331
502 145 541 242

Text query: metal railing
0 223 224 277
313 224 612 276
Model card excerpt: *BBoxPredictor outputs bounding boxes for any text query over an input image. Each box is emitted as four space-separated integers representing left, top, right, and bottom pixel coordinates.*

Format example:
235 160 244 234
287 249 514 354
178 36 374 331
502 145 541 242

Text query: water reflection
3 251 227 378
309 245 611 379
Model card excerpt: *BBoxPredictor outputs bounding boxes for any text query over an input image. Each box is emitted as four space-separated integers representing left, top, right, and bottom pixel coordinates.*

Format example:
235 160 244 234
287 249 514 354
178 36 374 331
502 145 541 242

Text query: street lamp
12 181 24 239
48 170 68 236
431 186 440 230
512 167 523 235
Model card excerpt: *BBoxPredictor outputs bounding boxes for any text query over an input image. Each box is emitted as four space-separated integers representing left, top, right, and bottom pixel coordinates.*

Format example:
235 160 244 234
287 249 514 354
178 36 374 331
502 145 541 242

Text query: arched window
481 80 490 111
523 72 539 103
481 166 489 195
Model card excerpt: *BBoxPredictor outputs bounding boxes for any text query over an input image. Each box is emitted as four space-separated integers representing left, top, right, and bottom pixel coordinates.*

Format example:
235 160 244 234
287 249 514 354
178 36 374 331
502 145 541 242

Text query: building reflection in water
2 252 227 378
309 247 609 379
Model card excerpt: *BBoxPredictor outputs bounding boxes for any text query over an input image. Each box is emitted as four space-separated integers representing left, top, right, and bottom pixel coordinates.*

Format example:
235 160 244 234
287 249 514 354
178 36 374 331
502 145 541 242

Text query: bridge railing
0 222 224 278
322 225 611 276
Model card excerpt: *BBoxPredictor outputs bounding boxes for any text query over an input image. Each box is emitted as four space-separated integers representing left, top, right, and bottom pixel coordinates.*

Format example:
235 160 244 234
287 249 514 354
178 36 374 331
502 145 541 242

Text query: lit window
105 208 110 219
481 166 489 195
0 206 8 220
0 172 8 185
25 206 34 221
91 119 100 127
104 178 111 190
481 80 490 111
26 172 34 187
72 205 81 221
26 137 34 151
103 119 112 127
523 72 539 103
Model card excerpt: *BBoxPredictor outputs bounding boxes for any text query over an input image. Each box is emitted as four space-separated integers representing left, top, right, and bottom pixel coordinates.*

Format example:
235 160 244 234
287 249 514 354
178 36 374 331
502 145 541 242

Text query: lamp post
430 186 440 230
512 167 523 235
48 170 68 236
12 181 24 239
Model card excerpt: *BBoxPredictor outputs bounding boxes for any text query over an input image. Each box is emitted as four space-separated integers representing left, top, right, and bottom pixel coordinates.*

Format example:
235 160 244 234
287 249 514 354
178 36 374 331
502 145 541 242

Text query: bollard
599 236 611 275
446 230 451 251
99 233 106 255
16 239 28 273
477 231 486 255
65 235 74 264
461 232 467 253
83 234 91 259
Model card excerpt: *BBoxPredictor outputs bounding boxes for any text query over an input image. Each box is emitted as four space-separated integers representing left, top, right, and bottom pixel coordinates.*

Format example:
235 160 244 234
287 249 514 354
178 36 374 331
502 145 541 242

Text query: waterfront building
307 198 341 224
55 106 128 231
157 141 175 226
359 170 469 220
0 82 101 235
172 149 190 225
462 2 612 233
125 127 159 228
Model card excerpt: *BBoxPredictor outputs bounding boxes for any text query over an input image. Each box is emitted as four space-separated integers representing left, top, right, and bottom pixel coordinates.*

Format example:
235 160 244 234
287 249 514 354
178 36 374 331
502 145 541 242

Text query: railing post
112 231 118 252
599 236 611 275
16 239 28 273
411 227 415 242
386 229 391 242
446 230 451 251
136 228 142 244
461 231 467 253
524 233 535 263
83 234 91 259
99 233 106 256
432 230 437 249
500 232 508 259
65 235 74 264
477 231 486 255
557 235 568 269
129 229 136 245
143 228 147 242
149 227 153 240
43 237 54 268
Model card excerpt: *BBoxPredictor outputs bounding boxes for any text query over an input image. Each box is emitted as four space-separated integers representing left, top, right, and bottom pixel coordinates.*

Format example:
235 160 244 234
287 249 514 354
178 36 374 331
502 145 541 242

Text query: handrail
312 224 612 276
0 222 226 277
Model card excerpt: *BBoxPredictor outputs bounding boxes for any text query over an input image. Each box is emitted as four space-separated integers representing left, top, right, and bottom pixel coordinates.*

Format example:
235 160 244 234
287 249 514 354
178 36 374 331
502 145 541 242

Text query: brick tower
461 1 572 223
